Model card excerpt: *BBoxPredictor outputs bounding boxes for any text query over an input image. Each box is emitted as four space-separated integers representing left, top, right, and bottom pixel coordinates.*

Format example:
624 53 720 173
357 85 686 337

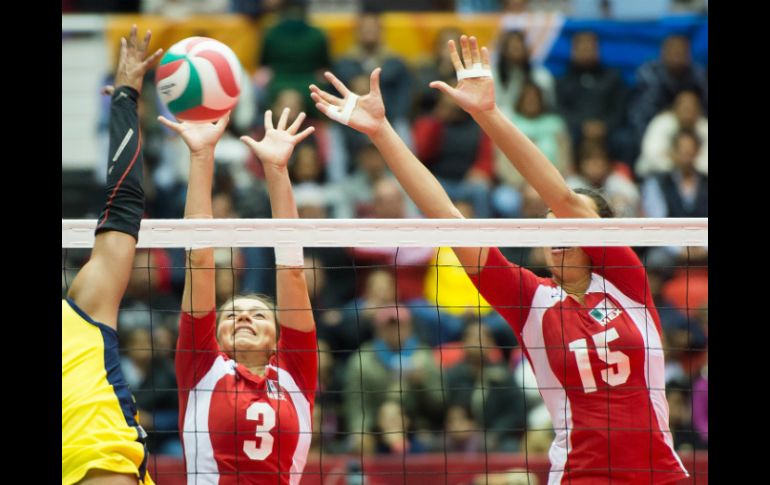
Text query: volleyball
155 37 242 123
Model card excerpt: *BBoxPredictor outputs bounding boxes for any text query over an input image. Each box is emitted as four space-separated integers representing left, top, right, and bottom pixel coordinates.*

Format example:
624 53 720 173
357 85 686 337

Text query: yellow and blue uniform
62 299 153 485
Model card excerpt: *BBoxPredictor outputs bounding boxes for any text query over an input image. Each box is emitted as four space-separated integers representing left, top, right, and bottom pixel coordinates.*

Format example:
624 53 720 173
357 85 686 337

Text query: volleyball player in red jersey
158 108 316 484
309 35 689 484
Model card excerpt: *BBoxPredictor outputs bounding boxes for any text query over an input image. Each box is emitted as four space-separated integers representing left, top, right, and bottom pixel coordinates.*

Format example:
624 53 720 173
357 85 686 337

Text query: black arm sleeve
95 85 145 240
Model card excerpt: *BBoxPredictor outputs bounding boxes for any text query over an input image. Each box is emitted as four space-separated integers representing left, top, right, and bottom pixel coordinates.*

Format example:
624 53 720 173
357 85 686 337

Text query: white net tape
63 218 708 249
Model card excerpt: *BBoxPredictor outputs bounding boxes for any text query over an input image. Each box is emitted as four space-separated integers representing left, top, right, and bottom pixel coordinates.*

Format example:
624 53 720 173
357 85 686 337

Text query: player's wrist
190 146 216 160
263 163 290 177
367 118 392 141
470 103 499 120
112 85 139 101
114 76 142 94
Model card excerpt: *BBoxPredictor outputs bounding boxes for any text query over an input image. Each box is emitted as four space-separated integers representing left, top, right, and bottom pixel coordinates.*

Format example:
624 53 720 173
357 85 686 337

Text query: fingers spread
324 71 351 98
287 112 306 135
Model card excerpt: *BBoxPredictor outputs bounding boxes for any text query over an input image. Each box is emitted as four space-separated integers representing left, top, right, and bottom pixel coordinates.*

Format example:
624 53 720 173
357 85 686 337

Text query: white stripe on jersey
595 275 689 477
267 364 312 485
520 285 572 485
183 355 235 485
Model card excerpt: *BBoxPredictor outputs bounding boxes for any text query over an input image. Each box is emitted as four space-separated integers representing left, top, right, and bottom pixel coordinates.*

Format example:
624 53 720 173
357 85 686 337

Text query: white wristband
326 93 359 125
275 246 304 267
457 62 492 81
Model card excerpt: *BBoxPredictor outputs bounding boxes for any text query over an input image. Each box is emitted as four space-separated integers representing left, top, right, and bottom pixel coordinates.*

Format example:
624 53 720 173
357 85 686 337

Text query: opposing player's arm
430 35 597 219
67 26 162 329
309 70 490 273
241 109 316 332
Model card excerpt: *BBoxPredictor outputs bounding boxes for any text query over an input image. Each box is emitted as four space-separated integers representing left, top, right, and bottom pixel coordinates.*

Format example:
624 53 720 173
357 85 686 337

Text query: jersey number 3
568 328 631 393
244 402 276 460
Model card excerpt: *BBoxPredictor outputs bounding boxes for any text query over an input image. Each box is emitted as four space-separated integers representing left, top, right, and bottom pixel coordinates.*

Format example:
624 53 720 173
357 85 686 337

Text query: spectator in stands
414 27 464 116
372 400 428 455
120 327 181 456
331 143 390 218
629 35 708 147
414 90 493 218
510 345 544 418
443 321 526 452
692 364 708 447
304 245 358 309
641 130 707 219
118 248 178 332
289 141 326 185
555 31 628 162
636 89 708 178
661 260 709 318
642 125 708 275
495 81 571 195
151 325 176 362
662 298 707 386
344 307 444 454
666 379 708 452
257 0 331 116
322 268 396 359
444 405 483 453
566 142 640 217
334 10 413 148
494 30 556 114
311 338 347 454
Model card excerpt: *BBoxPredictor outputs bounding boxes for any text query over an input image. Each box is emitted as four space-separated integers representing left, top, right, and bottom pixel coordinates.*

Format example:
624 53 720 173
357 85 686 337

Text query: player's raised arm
430 35 597 219
67 25 163 329
241 109 316 332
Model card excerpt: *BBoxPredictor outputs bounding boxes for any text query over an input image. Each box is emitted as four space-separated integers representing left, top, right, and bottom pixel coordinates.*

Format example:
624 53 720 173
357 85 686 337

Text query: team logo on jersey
266 379 286 401
589 298 622 326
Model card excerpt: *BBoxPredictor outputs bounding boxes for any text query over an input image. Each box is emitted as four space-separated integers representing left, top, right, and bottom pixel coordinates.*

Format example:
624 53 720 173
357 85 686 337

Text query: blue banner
543 14 708 85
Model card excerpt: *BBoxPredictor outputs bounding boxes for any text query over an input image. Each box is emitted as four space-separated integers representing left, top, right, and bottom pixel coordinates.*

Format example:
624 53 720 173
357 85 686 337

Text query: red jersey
176 311 317 484
470 247 689 484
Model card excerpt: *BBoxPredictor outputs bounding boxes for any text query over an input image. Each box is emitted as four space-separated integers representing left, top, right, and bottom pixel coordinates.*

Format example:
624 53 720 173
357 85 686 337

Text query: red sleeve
413 116 443 164
471 133 493 177
582 246 650 304
273 326 318 403
175 311 220 393
467 247 542 339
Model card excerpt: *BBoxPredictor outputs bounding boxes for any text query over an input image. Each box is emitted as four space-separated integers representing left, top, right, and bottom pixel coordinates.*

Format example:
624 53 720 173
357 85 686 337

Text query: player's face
542 207 592 285
217 298 277 359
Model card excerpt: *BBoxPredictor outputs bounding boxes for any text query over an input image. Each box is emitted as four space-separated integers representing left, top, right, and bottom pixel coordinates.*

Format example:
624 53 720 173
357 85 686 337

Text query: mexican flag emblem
589 298 623 326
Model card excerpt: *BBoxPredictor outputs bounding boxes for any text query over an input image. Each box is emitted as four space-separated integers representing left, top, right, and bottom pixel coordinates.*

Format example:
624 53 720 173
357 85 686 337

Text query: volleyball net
62 218 708 484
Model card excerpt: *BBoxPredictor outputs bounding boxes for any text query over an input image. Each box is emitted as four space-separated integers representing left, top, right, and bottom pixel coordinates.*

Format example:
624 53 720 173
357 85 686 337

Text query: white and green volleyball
155 37 242 123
